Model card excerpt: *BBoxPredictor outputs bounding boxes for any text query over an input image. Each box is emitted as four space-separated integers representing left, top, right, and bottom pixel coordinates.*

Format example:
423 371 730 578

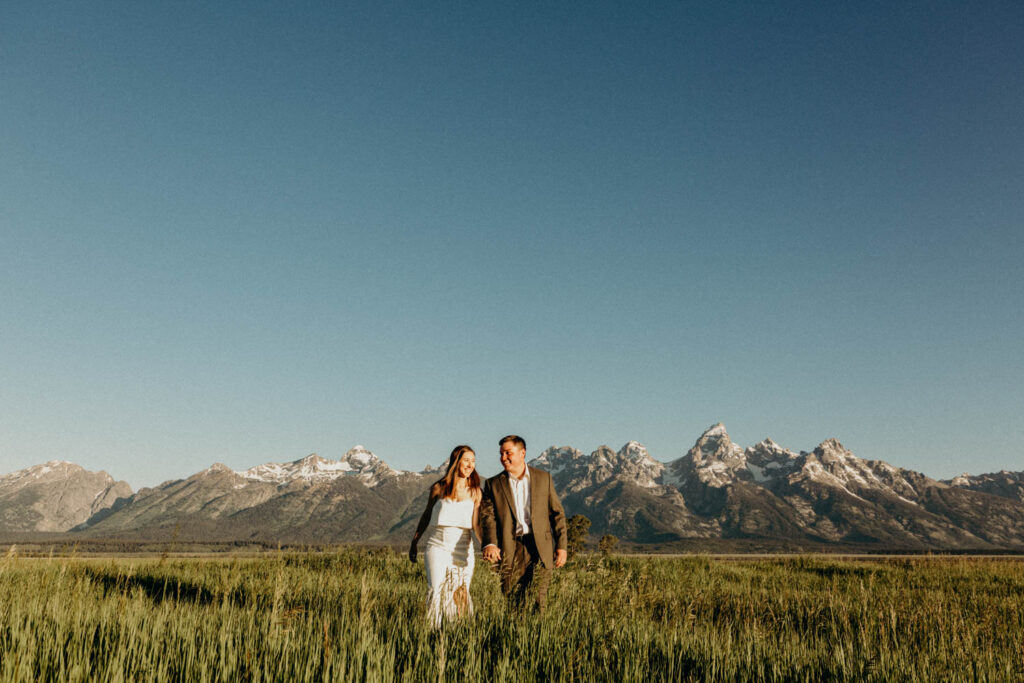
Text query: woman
409 444 482 627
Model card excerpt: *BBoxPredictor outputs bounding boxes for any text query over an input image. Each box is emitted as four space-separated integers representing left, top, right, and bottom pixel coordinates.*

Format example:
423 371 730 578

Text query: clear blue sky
2 1 1022 488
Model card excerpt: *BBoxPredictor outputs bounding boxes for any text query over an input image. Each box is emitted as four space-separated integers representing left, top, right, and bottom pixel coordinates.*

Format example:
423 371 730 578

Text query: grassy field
0 549 1021 682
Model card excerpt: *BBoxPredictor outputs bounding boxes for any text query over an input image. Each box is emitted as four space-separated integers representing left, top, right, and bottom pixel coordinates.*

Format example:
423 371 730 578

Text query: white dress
424 496 475 627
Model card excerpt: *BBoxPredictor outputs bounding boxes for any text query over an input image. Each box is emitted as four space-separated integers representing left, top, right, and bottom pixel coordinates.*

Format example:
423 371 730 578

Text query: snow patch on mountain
665 423 749 489
531 446 587 476
531 442 666 491
944 469 1024 503
797 456 870 503
1 460 91 483
239 446 398 486
950 473 972 487
746 463 770 483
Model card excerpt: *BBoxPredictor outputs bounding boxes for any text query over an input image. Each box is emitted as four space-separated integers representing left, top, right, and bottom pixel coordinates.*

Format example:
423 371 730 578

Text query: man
480 434 568 612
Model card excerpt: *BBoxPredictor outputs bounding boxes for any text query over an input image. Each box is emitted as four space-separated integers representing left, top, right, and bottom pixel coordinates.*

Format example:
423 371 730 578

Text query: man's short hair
499 434 526 450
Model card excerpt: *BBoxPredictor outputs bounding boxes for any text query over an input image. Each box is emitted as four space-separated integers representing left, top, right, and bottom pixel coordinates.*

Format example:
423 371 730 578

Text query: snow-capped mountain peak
0 460 88 483
789 439 931 503
749 438 792 455
531 446 588 474
340 446 379 469
665 423 748 488
7 426 1024 549
950 473 972 487
619 441 652 462
744 439 799 482
531 443 665 491
241 446 394 485
944 470 1024 504
691 424 745 465
701 423 730 439
0 461 132 533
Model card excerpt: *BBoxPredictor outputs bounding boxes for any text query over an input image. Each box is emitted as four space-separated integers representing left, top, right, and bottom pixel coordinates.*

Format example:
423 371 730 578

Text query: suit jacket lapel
528 466 544 528
496 472 518 524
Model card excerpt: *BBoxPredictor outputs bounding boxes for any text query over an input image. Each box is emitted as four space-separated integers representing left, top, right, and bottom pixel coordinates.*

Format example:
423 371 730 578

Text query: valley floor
0 550 1021 681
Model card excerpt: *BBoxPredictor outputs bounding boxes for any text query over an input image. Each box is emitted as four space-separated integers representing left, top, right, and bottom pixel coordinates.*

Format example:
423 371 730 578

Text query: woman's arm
479 480 501 562
472 488 483 545
409 484 439 562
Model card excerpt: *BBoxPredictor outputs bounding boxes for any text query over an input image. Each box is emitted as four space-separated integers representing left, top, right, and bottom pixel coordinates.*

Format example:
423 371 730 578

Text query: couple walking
408 435 568 627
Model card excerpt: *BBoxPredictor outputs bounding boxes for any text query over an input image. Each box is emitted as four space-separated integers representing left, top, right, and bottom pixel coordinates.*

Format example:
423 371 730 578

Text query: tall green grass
0 549 1021 681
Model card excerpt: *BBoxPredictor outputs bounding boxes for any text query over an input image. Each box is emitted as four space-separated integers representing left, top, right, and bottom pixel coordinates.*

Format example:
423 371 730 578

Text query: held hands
482 545 501 563
482 545 565 567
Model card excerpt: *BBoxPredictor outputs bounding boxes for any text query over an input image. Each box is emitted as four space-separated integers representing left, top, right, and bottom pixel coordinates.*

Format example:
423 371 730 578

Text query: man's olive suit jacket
480 467 568 569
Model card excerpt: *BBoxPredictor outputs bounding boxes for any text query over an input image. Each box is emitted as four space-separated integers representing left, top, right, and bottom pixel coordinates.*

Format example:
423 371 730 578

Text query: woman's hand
408 539 418 563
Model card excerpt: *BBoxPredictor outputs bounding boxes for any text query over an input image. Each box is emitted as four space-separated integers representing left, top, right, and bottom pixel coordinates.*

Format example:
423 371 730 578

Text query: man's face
499 441 526 477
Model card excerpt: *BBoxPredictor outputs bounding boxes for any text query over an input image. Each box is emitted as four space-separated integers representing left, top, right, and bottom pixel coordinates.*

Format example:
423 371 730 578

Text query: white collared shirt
508 467 532 536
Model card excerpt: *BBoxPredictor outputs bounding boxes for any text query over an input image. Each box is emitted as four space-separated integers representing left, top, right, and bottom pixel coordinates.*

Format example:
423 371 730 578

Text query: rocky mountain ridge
532 424 1024 549
69 448 443 543
2 428 1022 549
0 461 132 533
944 470 1024 503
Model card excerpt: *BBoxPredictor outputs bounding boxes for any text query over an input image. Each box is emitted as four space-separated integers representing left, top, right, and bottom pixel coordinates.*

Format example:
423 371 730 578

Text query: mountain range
0 461 131 533
2 424 1022 550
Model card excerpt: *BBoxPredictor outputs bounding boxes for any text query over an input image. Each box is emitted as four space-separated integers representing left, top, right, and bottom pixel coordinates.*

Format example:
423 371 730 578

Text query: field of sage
0 549 1021 681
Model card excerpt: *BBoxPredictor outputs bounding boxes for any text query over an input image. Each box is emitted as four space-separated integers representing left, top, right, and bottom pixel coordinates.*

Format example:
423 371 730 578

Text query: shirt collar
509 466 530 483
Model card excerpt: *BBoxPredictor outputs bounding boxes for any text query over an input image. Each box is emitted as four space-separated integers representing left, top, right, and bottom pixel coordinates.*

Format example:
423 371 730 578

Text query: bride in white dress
409 445 482 627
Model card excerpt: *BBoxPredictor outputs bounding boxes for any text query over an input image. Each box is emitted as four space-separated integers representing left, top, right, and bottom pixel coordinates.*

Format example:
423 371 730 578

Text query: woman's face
457 451 475 479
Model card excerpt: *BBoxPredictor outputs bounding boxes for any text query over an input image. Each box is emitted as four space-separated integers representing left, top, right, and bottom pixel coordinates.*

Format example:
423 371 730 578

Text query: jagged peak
747 439 797 457
531 446 587 475
691 426 742 459
700 423 729 439
23 460 77 471
662 424 748 488
744 439 799 482
691 424 741 456
618 441 652 461
239 445 395 484
1 460 95 481
203 463 235 475
530 442 664 489
421 461 447 475
813 440 859 469
816 438 848 453
533 442 657 467
341 446 381 468
534 446 588 461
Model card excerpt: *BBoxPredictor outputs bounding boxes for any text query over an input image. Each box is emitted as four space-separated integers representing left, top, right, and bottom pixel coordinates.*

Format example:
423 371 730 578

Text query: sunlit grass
0 549 1021 681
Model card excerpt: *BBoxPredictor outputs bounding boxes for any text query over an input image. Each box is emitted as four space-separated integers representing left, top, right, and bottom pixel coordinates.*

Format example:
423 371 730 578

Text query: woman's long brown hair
436 444 480 499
